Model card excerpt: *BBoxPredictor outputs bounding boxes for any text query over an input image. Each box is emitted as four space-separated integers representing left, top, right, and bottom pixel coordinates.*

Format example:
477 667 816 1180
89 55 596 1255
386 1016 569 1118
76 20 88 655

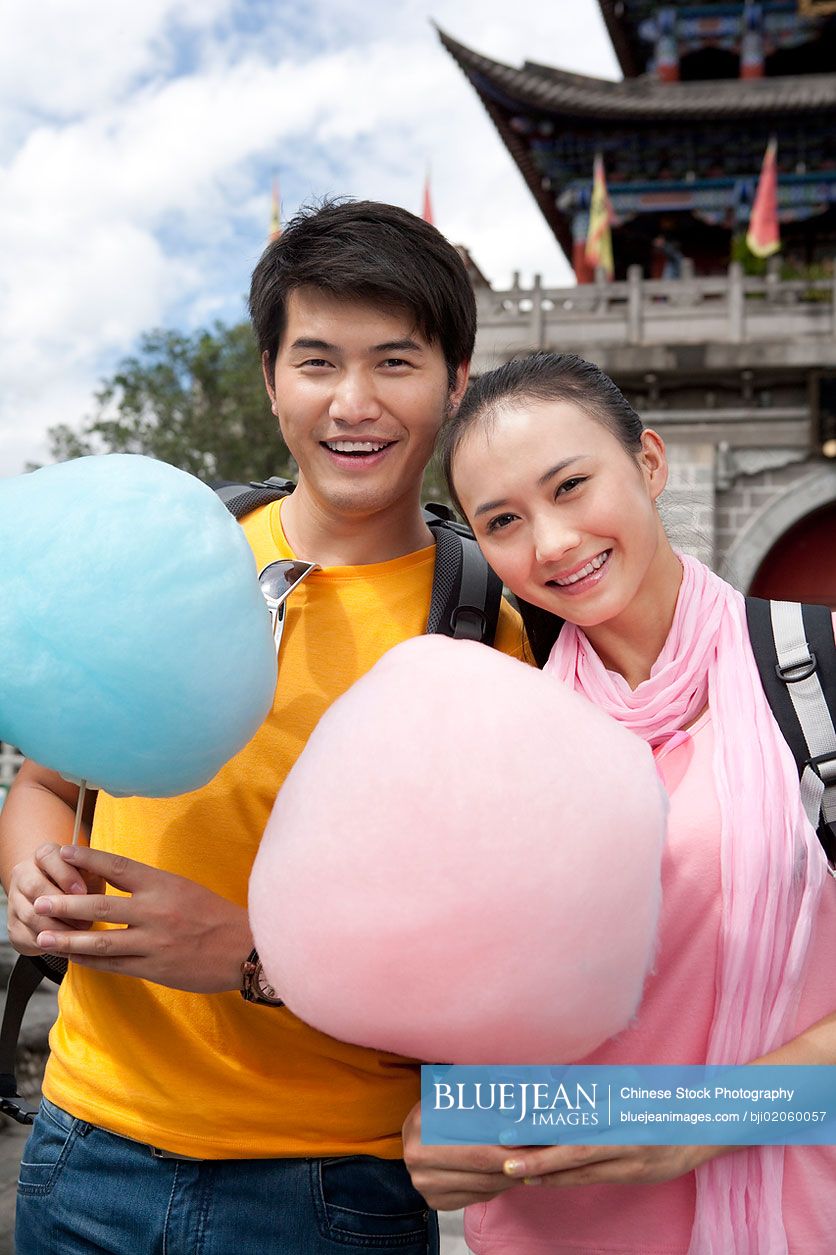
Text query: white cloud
0 0 617 477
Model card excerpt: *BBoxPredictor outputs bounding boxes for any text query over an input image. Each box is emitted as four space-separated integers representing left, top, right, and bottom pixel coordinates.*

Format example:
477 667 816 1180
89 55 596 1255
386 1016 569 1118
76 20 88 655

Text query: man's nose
329 371 383 424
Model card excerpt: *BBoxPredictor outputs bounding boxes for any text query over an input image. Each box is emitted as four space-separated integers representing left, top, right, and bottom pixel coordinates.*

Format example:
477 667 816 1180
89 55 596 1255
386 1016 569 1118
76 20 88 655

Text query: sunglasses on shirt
258 559 320 659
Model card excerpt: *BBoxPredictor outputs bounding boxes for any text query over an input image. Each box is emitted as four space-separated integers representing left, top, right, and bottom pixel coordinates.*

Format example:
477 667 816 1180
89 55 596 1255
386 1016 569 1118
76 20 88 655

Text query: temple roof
439 28 836 121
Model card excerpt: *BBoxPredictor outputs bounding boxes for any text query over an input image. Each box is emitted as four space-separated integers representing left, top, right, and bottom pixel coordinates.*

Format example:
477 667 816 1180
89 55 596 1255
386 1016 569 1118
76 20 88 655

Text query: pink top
465 704 836 1254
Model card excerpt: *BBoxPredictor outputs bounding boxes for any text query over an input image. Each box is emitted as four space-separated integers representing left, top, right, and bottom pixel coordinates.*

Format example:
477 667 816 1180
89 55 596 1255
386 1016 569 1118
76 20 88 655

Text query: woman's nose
533 518 582 566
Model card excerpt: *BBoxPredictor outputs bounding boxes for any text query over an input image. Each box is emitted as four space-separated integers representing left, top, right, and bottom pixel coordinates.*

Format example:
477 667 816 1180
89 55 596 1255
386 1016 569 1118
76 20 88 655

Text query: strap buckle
0 1094 37 1125
450 605 488 642
806 749 836 787
775 651 818 684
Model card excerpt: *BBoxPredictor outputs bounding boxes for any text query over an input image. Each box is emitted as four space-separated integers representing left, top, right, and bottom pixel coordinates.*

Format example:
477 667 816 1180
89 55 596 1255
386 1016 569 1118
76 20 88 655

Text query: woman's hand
498 1141 722 1188
403 1100 727 1209
402 1102 518 1211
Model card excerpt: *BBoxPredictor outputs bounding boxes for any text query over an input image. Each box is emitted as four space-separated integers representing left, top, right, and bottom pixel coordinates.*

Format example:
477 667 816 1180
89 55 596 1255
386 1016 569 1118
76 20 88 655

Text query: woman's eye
486 513 517 533
556 476 586 497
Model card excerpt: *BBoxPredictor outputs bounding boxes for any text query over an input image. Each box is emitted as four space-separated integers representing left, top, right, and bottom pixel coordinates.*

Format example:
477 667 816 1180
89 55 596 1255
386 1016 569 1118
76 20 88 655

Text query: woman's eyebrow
473 456 591 518
537 455 589 487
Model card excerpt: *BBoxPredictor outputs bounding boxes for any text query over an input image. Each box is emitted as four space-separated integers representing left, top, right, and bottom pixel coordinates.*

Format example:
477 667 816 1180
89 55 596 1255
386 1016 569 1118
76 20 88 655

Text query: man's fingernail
37 932 57 948
36 844 54 859
34 897 53 913
60 846 79 861
69 881 86 894
503 1159 526 1177
523 1177 543 1186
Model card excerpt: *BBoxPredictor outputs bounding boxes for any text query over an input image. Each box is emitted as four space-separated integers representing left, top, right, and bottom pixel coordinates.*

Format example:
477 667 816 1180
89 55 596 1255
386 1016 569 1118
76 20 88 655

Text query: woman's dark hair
438 352 645 667
249 198 476 388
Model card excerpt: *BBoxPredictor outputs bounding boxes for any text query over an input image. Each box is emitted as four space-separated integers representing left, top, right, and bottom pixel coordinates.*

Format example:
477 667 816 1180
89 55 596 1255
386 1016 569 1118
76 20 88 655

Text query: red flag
422 171 434 226
746 139 780 258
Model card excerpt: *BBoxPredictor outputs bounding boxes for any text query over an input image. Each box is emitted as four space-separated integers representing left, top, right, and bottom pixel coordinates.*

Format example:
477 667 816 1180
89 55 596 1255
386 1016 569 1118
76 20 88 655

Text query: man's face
264 288 467 521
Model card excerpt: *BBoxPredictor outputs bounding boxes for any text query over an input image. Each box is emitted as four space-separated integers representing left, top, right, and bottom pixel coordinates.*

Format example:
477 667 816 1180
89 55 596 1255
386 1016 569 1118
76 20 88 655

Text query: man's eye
556 476 586 496
380 357 412 369
486 513 517 533
299 358 333 369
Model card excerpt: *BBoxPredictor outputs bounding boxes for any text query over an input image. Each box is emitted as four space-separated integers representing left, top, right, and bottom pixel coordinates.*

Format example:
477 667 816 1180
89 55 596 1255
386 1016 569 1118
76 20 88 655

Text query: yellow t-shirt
44 501 526 1158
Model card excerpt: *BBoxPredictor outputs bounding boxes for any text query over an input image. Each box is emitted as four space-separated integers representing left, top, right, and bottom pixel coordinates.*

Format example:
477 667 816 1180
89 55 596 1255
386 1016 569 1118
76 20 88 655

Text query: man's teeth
554 551 610 586
325 440 390 453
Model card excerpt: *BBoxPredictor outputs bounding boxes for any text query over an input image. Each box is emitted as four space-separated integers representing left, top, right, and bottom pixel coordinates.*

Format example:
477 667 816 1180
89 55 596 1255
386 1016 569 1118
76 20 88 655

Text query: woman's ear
639 429 668 502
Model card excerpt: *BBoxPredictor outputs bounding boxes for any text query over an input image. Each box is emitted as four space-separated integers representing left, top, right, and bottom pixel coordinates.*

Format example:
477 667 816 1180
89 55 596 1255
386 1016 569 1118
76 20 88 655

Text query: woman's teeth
554 550 610 587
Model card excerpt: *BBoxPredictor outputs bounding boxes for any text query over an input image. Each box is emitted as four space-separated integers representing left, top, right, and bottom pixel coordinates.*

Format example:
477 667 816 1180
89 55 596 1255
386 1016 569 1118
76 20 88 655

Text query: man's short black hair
249 199 476 387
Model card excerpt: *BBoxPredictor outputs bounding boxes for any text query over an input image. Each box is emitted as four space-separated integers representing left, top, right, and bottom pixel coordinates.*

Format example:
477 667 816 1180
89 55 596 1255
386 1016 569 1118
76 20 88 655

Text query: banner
421 1065 836 1146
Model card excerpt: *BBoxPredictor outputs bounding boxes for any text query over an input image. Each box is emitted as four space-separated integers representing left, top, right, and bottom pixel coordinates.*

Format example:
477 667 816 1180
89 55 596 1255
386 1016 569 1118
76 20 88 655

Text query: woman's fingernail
503 1159 526 1177
60 847 78 861
37 932 57 948
34 897 53 913
69 881 86 894
523 1177 543 1186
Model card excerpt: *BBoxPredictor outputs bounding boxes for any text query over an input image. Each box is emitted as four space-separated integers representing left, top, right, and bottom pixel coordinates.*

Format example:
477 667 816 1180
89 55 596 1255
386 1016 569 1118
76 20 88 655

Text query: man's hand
6 842 98 957
30 844 253 994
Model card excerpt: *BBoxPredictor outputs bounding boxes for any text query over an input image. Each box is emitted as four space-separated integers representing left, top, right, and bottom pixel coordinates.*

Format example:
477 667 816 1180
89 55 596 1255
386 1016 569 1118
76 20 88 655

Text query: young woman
403 353 836 1255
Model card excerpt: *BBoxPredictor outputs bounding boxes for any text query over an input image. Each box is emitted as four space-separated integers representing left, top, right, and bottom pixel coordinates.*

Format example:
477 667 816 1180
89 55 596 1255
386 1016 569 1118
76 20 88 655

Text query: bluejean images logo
421 1066 836 1146
432 1077 600 1129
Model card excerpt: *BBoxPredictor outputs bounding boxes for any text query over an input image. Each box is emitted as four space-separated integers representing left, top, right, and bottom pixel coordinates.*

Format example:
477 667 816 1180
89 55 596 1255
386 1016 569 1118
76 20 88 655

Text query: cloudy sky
0 0 619 476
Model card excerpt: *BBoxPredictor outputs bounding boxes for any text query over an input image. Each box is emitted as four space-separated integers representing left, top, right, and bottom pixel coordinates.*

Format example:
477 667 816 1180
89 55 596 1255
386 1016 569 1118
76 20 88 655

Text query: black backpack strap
422 506 502 645
0 956 47 1124
213 476 295 520
746 596 836 867
214 484 502 647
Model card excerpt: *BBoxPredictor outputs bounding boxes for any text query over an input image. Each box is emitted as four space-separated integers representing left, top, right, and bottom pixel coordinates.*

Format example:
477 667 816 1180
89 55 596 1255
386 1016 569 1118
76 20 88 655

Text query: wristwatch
240 948 285 1006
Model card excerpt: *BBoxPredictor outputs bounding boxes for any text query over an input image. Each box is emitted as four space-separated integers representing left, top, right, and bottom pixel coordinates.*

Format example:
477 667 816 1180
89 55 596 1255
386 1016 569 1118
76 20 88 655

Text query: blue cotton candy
0 454 276 796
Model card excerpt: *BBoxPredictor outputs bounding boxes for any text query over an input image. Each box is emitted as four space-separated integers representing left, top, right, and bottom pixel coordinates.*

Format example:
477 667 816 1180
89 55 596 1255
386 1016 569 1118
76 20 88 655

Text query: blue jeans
16 1099 439 1255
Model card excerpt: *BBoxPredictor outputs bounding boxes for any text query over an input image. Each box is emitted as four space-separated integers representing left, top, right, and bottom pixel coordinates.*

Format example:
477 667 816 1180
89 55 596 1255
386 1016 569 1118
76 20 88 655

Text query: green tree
43 322 293 482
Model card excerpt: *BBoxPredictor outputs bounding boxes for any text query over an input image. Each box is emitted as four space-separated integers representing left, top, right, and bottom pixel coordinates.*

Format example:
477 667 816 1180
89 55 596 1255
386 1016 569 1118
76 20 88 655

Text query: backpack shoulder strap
745 596 836 867
214 485 503 648
213 476 295 520
422 504 502 646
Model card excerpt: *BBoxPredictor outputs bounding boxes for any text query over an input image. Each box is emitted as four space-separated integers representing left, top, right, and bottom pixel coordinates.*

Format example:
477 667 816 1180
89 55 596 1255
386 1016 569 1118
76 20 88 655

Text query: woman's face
453 397 670 631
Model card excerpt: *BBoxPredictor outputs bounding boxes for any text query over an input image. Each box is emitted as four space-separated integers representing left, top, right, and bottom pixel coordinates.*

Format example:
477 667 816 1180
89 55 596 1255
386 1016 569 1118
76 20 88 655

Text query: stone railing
475 262 836 360
0 742 23 796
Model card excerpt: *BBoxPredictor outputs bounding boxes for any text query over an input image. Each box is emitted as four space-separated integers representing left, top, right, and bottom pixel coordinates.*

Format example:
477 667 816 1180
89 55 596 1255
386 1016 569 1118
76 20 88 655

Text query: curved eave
596 0 644 77
437 27 573 259
439 27 836 121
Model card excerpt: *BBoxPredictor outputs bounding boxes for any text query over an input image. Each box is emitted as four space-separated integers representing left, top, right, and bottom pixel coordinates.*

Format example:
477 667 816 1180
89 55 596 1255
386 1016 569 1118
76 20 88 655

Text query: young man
1 200 524 1255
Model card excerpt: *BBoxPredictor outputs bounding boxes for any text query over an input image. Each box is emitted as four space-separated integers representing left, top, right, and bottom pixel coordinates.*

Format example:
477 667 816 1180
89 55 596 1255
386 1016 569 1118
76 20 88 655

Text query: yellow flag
269 179 281 242
585 154 614 279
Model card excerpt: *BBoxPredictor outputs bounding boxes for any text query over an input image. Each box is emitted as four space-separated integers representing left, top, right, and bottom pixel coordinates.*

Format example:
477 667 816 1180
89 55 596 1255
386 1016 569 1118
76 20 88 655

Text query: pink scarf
545 554 826 1255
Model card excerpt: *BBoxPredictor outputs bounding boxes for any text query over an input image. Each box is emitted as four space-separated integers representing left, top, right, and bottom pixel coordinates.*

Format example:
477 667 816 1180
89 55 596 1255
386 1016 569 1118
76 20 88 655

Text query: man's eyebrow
288 338 424 354
473 457 589 518
372 338 424 354
290 337 340 352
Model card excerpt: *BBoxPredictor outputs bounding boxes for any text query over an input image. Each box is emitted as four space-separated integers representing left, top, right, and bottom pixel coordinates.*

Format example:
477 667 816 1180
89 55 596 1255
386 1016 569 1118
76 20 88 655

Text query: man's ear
262 351 277 415
448 361 470 415
639 429 668 502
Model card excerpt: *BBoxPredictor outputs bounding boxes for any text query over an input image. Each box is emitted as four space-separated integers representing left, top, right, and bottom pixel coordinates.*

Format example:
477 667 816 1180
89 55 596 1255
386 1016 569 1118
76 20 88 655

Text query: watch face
256 966 283 1005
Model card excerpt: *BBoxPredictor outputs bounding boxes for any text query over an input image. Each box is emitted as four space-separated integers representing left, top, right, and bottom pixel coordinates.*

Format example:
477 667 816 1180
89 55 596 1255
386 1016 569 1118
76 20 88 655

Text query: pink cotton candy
249 636 666 1063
